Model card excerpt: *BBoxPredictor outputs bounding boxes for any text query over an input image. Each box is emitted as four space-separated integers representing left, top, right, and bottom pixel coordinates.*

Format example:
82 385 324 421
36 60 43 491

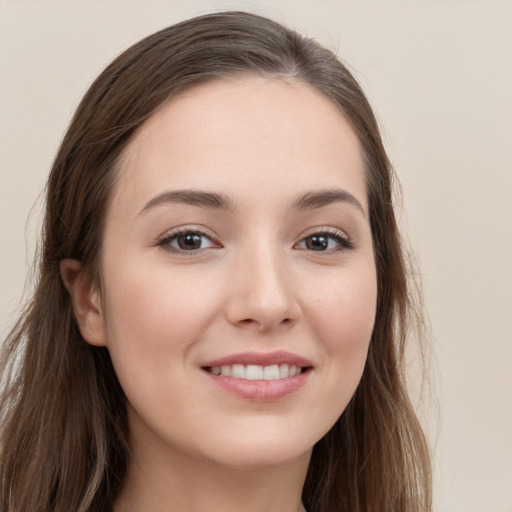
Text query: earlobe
59 259 107 347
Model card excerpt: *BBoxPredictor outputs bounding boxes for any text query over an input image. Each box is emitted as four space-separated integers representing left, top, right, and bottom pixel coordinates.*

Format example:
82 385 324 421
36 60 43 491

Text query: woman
0 11 431 512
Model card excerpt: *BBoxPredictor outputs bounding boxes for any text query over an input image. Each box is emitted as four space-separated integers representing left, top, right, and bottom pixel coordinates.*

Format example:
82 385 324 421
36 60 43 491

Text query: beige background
1 1 511 510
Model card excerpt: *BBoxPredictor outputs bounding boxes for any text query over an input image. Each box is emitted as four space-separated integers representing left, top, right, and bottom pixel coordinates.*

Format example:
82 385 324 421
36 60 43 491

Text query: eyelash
156 227 220 254
295 227 354 253
156 227 354 254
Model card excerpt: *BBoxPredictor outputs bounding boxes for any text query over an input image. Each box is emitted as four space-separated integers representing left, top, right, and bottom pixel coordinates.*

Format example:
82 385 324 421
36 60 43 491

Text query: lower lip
203 370 310 401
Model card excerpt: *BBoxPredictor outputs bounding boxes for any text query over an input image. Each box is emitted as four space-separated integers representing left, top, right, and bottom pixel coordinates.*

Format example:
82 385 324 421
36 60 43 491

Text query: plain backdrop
1 1 511 511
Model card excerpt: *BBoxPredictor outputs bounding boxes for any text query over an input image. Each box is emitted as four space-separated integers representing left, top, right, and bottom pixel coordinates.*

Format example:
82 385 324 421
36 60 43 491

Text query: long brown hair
0 11 431 512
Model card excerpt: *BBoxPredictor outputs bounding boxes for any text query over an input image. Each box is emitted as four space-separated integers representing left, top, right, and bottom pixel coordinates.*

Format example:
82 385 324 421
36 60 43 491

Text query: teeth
208 363 303 380
279 363 289 378
231 364 245 379
246 364 263 380
263 364 280 380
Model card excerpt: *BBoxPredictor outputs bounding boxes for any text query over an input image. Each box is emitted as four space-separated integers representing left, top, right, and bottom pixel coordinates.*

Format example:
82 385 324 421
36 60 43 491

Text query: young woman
0 11 431 512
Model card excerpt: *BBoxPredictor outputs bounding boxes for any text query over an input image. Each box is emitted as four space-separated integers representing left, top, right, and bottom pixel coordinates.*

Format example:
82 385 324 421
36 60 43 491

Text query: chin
206 442 312 471
189 423 320 471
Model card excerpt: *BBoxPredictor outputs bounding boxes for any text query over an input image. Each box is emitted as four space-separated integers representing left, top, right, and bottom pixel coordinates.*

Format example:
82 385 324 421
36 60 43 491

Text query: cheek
308 265 377 350
100 263 223 385
305 264 377 396
290 264 377 444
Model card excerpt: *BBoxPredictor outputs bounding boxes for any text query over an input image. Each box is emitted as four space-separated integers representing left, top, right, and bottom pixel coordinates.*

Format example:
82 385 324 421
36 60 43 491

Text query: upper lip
201 350 313 368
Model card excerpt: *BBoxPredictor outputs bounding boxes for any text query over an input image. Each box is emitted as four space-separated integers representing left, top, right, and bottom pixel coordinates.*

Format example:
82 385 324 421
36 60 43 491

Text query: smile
206 363 304 380
201 351 313 401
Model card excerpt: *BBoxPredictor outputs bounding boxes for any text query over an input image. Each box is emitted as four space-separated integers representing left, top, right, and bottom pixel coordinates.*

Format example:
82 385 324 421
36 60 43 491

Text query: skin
61 76 377 512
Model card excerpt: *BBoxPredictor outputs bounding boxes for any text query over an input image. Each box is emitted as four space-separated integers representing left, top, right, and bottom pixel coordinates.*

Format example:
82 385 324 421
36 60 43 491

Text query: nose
224 245 301 332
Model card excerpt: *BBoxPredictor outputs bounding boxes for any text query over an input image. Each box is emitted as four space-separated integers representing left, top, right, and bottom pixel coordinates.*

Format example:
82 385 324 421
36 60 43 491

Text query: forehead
112 76 367 216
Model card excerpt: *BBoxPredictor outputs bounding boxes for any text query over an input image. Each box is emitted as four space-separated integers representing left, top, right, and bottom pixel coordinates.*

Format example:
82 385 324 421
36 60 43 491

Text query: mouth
200 351 313 400
204 363 309 380
201 350 313 380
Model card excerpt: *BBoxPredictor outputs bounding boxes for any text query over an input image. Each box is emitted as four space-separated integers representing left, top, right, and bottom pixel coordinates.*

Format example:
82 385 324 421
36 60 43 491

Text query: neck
114 418 311 512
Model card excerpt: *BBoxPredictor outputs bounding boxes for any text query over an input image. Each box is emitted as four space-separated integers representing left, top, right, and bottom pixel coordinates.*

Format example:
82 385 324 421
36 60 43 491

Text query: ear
60 259 107 347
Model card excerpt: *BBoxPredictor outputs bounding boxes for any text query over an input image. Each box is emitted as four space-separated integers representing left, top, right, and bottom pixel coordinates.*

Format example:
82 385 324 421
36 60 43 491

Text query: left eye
296 232 351 252
159 230 217 252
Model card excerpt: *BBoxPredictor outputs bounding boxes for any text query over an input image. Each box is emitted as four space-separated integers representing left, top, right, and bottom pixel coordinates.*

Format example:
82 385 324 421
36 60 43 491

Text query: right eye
157 229 218 253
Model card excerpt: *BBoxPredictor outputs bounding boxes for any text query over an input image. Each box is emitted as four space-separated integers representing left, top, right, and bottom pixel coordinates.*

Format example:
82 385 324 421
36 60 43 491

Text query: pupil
307 235 328 251
178 233 202 250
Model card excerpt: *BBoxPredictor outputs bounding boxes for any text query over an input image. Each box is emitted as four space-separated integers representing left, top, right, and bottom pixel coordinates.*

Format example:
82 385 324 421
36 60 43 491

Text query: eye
157 229 218 253
295 229 353 252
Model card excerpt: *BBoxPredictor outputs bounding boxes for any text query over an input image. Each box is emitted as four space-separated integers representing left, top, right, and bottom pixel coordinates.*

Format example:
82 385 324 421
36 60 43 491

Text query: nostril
236 317 293 331
258 317 293 331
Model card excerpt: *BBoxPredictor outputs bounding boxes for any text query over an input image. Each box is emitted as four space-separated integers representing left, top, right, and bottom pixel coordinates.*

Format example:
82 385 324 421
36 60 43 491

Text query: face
96 77 377 469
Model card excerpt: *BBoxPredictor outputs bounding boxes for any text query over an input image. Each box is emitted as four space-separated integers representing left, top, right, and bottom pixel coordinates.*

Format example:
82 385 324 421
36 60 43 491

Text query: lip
201 350 313 368
201 351 313 402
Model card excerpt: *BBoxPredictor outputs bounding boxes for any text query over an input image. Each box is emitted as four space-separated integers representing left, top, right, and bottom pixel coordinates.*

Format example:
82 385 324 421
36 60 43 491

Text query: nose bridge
251 242 290 304
226 237 300 330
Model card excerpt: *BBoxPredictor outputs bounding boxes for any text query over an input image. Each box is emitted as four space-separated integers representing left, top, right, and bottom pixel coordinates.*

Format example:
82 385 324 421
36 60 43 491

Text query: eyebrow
291 189 366 216
138 190 239 216
138 188 365 217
